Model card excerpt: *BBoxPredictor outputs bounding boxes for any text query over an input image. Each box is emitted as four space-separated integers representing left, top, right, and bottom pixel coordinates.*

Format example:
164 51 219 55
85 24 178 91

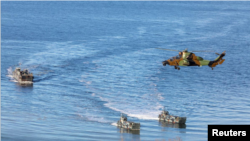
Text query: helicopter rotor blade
190 50 216 53
156 48 220 54
156 48 181 52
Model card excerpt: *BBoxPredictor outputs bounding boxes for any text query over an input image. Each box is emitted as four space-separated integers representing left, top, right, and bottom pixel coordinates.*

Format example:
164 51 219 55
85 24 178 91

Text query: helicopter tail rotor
222 51 226 56
208 51 226 70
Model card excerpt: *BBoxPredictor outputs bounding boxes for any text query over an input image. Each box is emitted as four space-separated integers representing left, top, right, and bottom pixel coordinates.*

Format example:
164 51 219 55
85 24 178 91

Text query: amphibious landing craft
117 114 140 130
13 67 34 84
158 108 186 124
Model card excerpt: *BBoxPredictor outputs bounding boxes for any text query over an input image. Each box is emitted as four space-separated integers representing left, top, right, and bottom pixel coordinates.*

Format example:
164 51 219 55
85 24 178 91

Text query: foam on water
88 89 163 120
76 48 168 120
77 113 110 124
103 100 161 120
7 67 13 78
111 122 118 127
20 41 98 67
6 67 18 82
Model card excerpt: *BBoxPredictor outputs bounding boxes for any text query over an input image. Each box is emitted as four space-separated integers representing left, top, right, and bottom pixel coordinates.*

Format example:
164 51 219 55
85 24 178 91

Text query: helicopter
157 48 226 70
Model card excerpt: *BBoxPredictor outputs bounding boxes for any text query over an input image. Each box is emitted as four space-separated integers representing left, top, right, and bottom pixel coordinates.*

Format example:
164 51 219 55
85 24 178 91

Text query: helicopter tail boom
208 51 226 69
162 60 169 66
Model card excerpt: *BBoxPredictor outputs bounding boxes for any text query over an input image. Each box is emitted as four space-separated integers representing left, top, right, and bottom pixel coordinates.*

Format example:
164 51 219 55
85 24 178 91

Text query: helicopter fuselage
162 51 225 70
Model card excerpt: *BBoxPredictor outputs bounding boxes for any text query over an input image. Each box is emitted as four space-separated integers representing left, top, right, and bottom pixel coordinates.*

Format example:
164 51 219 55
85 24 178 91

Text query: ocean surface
1 1 250 141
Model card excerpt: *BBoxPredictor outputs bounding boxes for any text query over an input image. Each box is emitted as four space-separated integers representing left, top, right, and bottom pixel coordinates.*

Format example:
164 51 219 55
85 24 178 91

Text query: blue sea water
1 1 250 141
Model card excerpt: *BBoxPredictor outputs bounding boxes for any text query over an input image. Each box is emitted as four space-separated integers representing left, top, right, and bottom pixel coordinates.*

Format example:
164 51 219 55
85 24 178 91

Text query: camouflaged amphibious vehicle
158 108 186 124
13 68 34 84
117 114 140 130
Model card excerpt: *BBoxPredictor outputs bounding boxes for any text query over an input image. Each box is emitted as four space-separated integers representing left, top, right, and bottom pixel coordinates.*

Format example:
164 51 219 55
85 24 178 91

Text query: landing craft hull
13 76 33 84
159 116 186 124
159 121 186 128
13 68 34 84
117 120 140 130
118 127 140 134
158 110 186 124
